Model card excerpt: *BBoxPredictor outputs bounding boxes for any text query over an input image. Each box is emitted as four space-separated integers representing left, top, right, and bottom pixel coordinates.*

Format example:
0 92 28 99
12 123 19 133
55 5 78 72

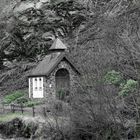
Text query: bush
57 90 65 100
3 91 25 105
119 79 139 96
25 101 42 107
56 89 69 101
0 118 38 138
16 97 28 104
104 70 123 85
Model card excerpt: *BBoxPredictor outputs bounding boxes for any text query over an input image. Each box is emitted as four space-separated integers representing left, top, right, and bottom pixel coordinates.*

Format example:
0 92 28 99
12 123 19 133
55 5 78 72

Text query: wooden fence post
11 104 15 113
11 104 12 112
32 105 35 117
43 107 47 117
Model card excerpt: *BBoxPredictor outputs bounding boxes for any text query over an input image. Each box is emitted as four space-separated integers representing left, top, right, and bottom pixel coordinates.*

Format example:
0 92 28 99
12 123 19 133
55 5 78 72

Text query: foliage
0 117 38 138
0 114 72 139
15 96 42 107
21 121 38 138
16 97 28 104
0 113 23 123
3 91 25 104
56 89 69 101
57 89 65 100
104 70 123 85
119 79 139 96
25 100 42 107
70 80 127 140
104 70 139 97
0 0 140 139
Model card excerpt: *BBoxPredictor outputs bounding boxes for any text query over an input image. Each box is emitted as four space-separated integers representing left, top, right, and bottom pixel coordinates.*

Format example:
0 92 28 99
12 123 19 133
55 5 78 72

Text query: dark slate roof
28 52 80 77
28 39 81 77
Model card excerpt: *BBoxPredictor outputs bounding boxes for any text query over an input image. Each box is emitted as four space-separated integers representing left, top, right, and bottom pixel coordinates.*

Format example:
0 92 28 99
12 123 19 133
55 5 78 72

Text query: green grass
25 100 43 107
0 113 24 123
16 97 28 104
0 112 33 123
3 91 25 105
2 90 44 109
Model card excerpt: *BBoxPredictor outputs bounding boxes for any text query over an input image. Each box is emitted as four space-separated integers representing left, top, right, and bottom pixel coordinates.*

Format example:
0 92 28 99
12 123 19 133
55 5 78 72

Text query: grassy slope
0 113 24 123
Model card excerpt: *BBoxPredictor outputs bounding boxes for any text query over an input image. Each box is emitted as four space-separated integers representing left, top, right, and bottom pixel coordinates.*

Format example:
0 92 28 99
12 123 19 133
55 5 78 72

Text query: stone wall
44 59 80 98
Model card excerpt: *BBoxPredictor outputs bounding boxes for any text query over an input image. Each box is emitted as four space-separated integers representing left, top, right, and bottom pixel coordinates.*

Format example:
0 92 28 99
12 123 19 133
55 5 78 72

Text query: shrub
16 97 28 104
25 101 42 107
119 79 139 96
104 70 123 85
3 91 25 105
56 89 69 101
0 118 38 138
57 90 65 100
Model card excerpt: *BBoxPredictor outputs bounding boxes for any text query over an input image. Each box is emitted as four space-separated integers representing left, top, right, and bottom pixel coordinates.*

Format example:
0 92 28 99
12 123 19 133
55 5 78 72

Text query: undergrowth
3 91 25 105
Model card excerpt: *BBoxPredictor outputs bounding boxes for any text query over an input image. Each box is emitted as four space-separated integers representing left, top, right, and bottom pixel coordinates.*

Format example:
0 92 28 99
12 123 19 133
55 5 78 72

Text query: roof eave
63 55 81 75
28 74 47 78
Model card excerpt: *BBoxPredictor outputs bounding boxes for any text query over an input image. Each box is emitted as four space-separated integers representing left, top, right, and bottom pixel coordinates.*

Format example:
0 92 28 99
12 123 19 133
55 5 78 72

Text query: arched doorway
55 68 70 100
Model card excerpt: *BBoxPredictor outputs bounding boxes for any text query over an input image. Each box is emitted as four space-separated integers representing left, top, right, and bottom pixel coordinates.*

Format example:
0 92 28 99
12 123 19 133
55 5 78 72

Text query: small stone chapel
28 38 80 99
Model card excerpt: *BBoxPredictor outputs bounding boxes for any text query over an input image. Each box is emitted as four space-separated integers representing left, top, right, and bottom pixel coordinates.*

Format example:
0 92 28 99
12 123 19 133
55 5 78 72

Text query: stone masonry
44 60 79 99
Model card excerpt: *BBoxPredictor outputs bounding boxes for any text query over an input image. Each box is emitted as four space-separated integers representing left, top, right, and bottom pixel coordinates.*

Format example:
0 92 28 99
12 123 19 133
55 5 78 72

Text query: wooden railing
11 104 24 114
0 104 51 118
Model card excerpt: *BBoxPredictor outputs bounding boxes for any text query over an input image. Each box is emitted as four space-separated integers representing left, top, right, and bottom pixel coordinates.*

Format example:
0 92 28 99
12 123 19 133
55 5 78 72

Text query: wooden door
55 69 70 99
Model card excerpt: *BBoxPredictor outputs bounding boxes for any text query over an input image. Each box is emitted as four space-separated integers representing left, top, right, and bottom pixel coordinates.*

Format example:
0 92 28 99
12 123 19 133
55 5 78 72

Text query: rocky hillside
0 0 140 95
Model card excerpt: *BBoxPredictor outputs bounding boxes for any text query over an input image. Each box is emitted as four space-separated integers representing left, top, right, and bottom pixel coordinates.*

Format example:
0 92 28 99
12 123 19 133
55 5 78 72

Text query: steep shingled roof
28 39 80 77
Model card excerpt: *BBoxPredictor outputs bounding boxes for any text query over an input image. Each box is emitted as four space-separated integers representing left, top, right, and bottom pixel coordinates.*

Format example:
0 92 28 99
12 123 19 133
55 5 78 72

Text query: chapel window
39 78 42 90
35 78 37 90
